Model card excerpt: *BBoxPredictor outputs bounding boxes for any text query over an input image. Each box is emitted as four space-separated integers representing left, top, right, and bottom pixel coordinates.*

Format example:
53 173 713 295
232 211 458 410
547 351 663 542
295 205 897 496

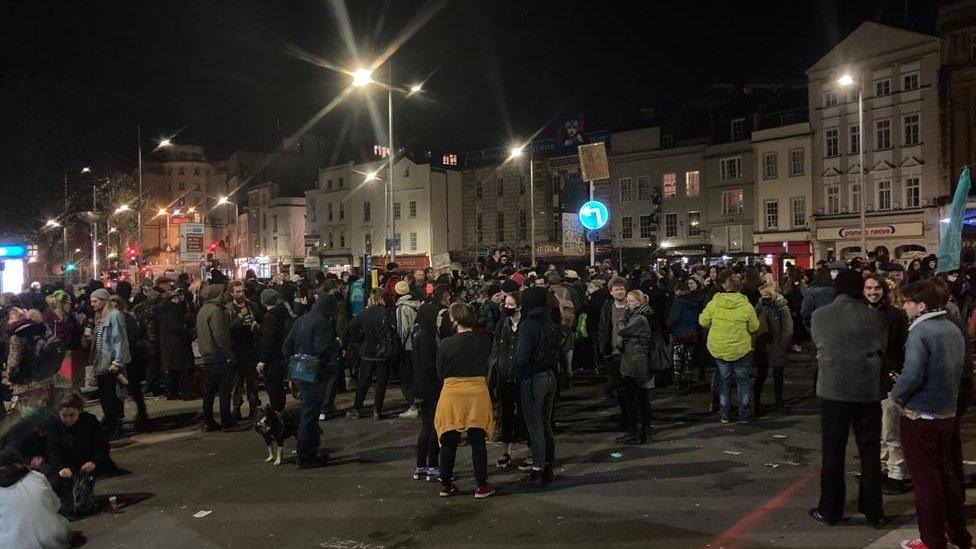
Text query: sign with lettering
534 242 563 257
816 222 924 241
577 142 610 181
179 223 205 262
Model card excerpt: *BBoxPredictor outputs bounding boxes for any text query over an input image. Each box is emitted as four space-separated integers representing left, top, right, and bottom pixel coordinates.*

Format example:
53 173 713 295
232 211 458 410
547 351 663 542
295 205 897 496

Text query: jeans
715 356 751 419
520 370 556 471
440 428 488 485
297 378 327 461
498 380 525 444
880 397 907 480
901 416 971 549
265 361 287 412
818 399 883 522
96 373 124 430
354 359 389 413
202 362 233 427
399 351 415 406
416 396 439 469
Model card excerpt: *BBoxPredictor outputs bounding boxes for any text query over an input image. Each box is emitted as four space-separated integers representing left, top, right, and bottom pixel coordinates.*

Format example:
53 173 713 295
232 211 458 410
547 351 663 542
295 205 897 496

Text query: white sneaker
398 406 419 419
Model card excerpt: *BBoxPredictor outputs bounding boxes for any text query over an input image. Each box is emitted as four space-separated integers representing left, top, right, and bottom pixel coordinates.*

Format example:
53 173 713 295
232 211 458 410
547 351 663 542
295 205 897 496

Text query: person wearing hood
89 288 131 437
348 276 365 317
699 270 760 423
809 269 887 528
753 282 793 416
617 290 654 444
346 289 397 419
282 288 340 469
156 289 195 400
669 281 702 390
256 288 290 412
0 449 75 549
195 283 236 431
411 285 454 483
892 281 970 549
395 281 422 419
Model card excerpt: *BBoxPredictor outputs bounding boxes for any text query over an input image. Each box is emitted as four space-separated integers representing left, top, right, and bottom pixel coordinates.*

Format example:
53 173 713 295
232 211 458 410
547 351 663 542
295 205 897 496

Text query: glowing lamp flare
509 147 524 159
837 74 855 87
351 68 373 87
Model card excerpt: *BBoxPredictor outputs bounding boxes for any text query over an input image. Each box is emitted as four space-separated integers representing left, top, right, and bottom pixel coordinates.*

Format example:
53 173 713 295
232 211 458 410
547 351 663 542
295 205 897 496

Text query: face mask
502 306 517 317
929 262 937 269
949 274 959 282
830 270 839 280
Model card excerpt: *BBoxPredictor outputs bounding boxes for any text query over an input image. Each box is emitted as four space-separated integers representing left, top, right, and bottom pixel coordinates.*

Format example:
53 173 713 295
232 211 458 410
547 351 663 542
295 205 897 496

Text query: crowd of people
0 244 973 548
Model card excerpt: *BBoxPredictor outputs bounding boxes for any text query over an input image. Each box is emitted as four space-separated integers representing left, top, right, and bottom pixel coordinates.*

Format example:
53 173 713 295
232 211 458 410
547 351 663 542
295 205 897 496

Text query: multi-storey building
939 0 976 192
807 22 943 260
234 182 306 277
703 140 755 256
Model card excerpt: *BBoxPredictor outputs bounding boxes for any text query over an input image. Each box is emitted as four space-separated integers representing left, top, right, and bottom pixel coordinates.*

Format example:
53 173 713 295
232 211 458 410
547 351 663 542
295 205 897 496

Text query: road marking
709 469 816 549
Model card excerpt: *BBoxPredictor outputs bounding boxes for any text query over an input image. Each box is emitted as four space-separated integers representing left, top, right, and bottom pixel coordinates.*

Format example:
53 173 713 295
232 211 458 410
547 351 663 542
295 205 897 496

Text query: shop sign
534 243 563 257
816 222 924 241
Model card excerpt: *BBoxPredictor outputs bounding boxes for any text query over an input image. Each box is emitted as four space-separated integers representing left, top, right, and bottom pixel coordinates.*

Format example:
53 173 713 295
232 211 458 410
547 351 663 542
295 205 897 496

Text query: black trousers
498 380 525 444
619 376 651 435
754 353 784 409
354 359 389 412
202 362 234 427
96 373 124 430
416 397 439 469
144 343 162 393
605 356 626 429
126 358 148 421
440 428 488 486
266 361 287 412
232 355 260 412
399 352 415 406
322 359 343 411
818 399 883 522
166 370 191 398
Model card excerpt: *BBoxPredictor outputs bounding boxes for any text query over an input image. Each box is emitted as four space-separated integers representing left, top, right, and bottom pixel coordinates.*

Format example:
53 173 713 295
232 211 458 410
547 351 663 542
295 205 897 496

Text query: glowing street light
187 206 196 214
837 71 866 255
508 147 523 159
158 138 173 148
113 204 131 215
409 83 423 94
351 68 373 87
365 171 380 182
80 166 91 174
156 208 168 217
108 227 118 234
44 219 61 228
837 73 855 87
509 142 535 264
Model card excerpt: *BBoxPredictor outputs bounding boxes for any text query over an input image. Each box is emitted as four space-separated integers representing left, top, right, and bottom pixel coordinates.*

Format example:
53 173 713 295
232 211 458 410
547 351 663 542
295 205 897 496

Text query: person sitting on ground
0 449 76 548
433 302 495 498
43 392 112 518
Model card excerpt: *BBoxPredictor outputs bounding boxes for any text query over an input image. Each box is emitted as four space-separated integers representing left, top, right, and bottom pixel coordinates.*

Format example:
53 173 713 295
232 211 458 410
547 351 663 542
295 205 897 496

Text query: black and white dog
253 405 299 466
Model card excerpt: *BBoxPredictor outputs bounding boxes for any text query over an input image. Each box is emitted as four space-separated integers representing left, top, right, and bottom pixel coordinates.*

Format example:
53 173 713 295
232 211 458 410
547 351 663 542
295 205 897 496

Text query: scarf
908 308 946 331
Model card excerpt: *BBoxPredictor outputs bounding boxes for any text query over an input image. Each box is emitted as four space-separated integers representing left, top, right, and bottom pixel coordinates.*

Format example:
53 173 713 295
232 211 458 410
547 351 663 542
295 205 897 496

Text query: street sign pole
589 180 595 266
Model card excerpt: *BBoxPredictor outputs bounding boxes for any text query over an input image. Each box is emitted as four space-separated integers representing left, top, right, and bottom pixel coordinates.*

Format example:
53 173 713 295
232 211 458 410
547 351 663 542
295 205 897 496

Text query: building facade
234 182 306 277
939 0 976 192
807 22 943 261
703 140 756 256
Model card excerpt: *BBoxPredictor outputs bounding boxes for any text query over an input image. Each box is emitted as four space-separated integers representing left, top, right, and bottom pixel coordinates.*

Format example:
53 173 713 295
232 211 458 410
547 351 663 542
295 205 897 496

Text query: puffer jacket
668 294 701 338
489 315 519 384
754 296 793 368
618 304 653 382
699 292 759 362
195 283 233 363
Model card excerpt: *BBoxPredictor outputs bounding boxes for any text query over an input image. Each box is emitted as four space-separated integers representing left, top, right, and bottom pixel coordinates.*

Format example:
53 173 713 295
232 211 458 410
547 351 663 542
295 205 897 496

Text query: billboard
179 223 205 262
562 213 586 256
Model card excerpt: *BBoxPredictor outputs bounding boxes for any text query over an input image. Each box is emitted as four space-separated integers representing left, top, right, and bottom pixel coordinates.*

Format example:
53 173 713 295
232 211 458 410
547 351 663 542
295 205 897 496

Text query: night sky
2 0 939 193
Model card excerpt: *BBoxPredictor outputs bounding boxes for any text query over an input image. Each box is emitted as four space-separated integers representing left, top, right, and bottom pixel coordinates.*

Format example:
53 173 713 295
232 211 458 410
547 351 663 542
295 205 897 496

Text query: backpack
552 285 577 327
396 301 420 351
408 307 448 352
532 316 563 371
371 309 403 361
8 330 65 385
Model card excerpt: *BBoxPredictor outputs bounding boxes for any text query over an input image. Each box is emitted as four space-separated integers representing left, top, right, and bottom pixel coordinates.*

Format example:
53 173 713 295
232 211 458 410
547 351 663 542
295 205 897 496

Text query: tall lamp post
838 73 866 258
509 146 536 266
137 133 173 260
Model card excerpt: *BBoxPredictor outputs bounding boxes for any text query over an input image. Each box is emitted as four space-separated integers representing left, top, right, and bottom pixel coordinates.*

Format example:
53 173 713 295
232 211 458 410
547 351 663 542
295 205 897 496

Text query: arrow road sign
578 200 609 230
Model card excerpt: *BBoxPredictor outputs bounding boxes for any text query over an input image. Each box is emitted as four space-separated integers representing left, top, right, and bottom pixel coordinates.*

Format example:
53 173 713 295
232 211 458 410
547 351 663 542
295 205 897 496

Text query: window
363 201 371 222
664 213 678 238
392 233 401 252
393 202 401 220
903 72 919 91
685 171 700 196
876 120 891 150
194 168 200 176
621 216 633 239
905 176 920 208
875 79 891 97
496 212 505 242
552 214 561 238
848 88 859 103
497 178 504 197
310 201 317 222
262 213 267 230
327 203 333 222
338 177 344 188
178 181 185 191
404 167 410 178
826 185 840 214
877 179 892 210
661 135 674 148
409 200 417 218
728 225 743 251
849 125 860 155
791 197 806 228
765 200 779 230
327 178 333 190
273 215 278 233
442 154 458 166
721 189 744 215
688 211 702 235
519 175 526 196
410 232 417 251
720 157 741 180
339 232 345 248
475 180 483 199
661 174 675 198
639 215 654 239
731 118 746 141
476 213 484 242
328 232 334 248
339 203 344 220
518 210 528 241
825 128 839 157
904 114 920 145
638 176 653 200
763 152 778 179
851 183 861 213
788 148 805 176
619 177 633 202
823 90 839 107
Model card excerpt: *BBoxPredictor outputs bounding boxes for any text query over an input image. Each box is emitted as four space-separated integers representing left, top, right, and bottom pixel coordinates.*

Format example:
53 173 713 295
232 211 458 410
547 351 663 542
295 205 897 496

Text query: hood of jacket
312 293 337 317
711 292 752 310
758 295 789 309
199 283 225 302
525 306 550 322
396 294 422 309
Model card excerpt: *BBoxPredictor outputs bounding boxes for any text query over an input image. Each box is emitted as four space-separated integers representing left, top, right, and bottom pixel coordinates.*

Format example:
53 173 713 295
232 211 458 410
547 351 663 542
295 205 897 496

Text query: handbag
72 473 96 517
287 353 321 383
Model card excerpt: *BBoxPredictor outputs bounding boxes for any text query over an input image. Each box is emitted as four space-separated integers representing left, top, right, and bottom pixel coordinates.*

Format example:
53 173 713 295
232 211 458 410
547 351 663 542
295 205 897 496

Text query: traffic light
208 241 218 252
63 262 78 273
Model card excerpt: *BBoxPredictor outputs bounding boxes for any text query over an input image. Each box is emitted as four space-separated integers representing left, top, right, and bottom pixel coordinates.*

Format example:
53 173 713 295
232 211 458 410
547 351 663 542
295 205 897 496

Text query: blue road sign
587 229 600 242
579 200 609 230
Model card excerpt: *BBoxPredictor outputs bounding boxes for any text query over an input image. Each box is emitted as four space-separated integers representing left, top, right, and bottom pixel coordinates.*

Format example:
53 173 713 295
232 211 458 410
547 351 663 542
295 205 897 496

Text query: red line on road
708 469 817 549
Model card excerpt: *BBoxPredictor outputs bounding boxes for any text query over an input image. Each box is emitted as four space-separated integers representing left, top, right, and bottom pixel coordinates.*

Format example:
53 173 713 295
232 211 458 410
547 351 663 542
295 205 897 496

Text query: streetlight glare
352 68 373 87
172 209 182 216
159 138 173 148
838 73 855 86
157 207 168 216
365 171 380 182
509 147 524 159
45 219 60 228
108 227 118 234
188 206 196 213
409 83 423 94
80 166 91 174
217 196 230 205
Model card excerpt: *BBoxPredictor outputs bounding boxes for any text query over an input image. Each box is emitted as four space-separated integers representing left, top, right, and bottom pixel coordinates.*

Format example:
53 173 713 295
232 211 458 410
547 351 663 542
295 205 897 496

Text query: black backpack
8 330 65 385
532 316 562 372
372 309 402 361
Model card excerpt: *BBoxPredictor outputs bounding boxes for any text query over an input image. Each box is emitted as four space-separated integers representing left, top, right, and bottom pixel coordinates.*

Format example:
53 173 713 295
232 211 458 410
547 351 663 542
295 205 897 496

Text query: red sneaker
439 482 457 497
899 540 930 549
519 470 545 487
474 483 495 499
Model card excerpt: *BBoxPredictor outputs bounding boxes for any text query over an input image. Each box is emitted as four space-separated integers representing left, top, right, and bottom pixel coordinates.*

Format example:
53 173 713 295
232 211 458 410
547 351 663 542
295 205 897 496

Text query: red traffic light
209 241 218 251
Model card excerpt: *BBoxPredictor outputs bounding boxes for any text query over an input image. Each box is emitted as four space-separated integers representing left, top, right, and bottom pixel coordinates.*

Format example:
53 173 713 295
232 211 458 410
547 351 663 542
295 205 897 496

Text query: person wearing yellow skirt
434 302 495 498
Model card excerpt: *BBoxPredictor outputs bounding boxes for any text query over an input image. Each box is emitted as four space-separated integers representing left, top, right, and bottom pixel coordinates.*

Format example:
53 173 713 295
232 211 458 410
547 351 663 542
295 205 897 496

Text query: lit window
442 154 458 166
905 176 920 208
664 213 678 238
688 211 702 235
721 189 744 215
720 157 741 180
662 173 676 198
685 171 700 196
763 152 778 179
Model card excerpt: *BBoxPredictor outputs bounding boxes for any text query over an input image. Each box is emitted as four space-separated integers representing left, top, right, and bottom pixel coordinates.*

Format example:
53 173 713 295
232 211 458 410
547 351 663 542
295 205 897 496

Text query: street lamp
409 83 423 94
137 131 174 263
509 145 536 266
44 219 61 229
114 204 131 215
837 72 866 258
351 68 373 88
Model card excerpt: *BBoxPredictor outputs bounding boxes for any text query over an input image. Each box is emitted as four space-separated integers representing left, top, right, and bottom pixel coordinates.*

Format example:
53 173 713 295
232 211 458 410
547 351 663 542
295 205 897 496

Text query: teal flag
937 167 972 274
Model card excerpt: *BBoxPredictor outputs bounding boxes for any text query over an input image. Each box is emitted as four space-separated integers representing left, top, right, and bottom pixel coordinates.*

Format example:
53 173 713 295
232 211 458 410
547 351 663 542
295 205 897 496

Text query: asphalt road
71 355 975 549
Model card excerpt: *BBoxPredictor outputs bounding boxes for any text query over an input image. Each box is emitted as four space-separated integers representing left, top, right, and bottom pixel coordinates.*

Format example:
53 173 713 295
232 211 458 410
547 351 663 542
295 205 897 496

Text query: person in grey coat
809 269 887 528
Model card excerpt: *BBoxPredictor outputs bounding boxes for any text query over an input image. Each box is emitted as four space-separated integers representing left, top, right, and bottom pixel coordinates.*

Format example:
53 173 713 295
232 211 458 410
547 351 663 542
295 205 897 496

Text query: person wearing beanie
260 288 280 307
256 288 289 412
500 280 520 295
478 282 504 337
809 268 888 527
89 287 130 437
395 280 411 297
195 283 237 431
395 281 423 419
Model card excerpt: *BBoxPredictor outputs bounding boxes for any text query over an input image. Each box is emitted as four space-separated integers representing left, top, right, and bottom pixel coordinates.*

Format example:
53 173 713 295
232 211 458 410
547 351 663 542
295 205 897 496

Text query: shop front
814 218 932 261
321 254 354 276
753 231 813 281
372 254 430 271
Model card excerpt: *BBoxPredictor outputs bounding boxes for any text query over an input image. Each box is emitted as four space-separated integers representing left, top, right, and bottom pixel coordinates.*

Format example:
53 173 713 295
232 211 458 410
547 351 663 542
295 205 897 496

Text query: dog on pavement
253 405 300 466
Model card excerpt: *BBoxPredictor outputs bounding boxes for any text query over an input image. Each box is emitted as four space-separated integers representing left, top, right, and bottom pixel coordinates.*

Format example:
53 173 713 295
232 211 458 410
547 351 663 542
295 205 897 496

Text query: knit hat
500 280 520 294
91 288 111 301
486 283 501 297
564 269 580 280
395 280 411 295
259 288 280 306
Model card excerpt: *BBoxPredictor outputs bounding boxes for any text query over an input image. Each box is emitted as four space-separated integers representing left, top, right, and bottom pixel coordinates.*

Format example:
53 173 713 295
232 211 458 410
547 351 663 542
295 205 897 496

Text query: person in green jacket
699 270 760 423
195 283 236 431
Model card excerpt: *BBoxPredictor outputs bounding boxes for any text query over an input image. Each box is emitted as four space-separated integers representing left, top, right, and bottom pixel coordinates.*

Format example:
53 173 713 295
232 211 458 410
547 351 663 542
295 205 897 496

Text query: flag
937 167 971 274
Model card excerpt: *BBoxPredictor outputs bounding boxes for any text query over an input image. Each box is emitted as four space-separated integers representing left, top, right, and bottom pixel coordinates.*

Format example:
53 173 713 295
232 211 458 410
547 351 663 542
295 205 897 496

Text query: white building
806 22 943 260
305 157 462 273
234 182 306 277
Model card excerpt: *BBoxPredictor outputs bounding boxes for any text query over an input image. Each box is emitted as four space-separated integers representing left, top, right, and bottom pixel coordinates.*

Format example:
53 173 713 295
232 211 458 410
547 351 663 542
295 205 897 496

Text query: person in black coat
488 291 525 468
44 392 112 516
411 285 453 482
346 289 397 419
256 289 290 412
157 292 195 400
